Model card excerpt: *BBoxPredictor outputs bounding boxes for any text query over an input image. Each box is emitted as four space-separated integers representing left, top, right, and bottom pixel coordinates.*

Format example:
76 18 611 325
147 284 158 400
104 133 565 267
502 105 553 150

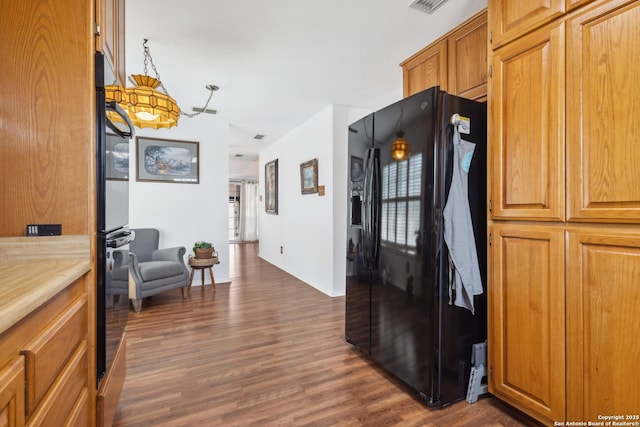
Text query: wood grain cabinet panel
401 40 448 98
566 227 640 420
566 0 640 222
21 299 87 416
448 11 488 101
489 22 565 221
66 387 89 427
488 0 637 424
401 10 488 100
0 357 25 427
488 223 565 425
96 0 126 86
0 0 93 236
26 342 87 427
489 0 565 48
97 334 126 427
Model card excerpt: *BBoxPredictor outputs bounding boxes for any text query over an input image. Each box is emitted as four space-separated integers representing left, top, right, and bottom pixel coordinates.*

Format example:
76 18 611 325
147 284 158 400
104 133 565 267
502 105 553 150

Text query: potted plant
193 241 215 259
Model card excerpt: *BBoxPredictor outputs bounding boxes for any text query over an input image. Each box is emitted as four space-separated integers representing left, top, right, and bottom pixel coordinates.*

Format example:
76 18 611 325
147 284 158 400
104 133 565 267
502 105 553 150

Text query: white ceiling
125 0 487 160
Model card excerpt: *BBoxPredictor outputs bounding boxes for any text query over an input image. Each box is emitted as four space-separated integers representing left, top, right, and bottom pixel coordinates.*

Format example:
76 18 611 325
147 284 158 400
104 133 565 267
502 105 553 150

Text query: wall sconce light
391 132 410 162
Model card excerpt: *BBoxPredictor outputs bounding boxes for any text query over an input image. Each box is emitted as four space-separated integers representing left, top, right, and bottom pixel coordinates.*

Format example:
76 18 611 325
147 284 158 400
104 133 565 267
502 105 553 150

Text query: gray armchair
114 228 189 312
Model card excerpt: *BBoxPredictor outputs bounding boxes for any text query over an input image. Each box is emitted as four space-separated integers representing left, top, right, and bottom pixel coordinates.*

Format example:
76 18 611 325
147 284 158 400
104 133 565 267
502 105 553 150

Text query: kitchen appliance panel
345 114 374 354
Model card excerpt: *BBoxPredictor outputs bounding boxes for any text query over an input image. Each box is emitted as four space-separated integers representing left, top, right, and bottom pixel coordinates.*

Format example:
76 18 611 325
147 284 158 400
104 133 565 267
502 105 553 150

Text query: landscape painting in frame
265 159 278 214
300 158 318 194
136 137 199 183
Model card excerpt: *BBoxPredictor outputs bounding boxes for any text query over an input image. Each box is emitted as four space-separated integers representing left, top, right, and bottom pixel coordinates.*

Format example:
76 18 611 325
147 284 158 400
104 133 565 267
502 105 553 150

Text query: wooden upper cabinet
96 0 125 86
566 226 640 421
401 9 488 100
488 223 565 425
489 0 565 48
489 21 565 221
0 0 94 236
566 0 640 223
448 11 488 101
402 40 448 97
567 0 598 11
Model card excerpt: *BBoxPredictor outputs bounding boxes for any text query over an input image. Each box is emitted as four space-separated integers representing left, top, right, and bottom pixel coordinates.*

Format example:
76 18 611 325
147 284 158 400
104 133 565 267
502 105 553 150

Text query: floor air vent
408 0 449 14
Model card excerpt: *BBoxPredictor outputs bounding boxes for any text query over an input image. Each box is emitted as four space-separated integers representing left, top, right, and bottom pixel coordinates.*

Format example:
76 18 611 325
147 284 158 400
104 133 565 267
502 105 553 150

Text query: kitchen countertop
0 235 91 335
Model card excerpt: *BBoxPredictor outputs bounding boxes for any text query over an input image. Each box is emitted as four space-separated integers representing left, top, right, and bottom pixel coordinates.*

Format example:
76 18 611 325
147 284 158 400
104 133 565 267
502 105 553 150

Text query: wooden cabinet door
567 0 597 12
488 223 565 425
488 0 564 49
566 226 640 421
0 357 25 427
489 22 565 221
401 40 448 97
96 0 126 86
566 0 640 223
448 10 488 101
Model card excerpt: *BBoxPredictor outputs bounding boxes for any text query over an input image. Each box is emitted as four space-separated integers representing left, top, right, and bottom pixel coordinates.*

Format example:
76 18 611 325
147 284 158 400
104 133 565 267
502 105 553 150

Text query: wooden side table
188 256 220 292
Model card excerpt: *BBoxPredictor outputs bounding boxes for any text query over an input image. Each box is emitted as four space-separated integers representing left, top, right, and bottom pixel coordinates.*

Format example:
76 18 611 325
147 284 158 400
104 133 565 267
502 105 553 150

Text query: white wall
258 105 369 297
229 157 259 181
129 115 231 285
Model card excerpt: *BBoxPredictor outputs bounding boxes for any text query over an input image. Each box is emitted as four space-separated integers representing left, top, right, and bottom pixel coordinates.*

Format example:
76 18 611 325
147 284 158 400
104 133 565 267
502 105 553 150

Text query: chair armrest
113 249 128 268
152 247 187 263
128 251 144 299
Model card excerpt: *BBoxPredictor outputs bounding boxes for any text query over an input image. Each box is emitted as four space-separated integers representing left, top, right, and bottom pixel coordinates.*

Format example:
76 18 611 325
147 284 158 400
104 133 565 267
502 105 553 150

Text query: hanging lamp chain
140 38 217 118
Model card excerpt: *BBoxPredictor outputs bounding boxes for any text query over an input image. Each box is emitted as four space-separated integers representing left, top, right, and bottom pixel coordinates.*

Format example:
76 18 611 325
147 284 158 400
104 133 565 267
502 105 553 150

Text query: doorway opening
229 183 241 242
229 181 259 243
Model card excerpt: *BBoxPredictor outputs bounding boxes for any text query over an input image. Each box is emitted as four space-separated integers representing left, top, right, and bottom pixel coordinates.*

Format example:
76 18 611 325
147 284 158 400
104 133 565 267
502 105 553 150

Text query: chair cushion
138 261 185 281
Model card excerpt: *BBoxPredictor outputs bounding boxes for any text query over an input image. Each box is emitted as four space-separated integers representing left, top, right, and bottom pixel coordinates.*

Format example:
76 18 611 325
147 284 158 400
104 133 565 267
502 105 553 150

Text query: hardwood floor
113 243 539 426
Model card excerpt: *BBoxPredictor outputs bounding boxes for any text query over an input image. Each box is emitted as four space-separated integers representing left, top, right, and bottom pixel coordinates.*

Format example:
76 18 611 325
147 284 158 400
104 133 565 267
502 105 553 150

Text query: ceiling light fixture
106 39 218 130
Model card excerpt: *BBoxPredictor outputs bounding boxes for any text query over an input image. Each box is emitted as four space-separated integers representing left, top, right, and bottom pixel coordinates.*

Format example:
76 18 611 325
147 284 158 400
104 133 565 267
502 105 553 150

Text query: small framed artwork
136 137 199 183
300 158 318 194
265 159 278 214
350 156 364 182
106 133 129 181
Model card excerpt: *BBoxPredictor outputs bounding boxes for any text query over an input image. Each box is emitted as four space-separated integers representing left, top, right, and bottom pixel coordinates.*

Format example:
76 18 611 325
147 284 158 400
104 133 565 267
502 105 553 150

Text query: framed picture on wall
300 158 318 194
265 159 278 214
136 137 199 183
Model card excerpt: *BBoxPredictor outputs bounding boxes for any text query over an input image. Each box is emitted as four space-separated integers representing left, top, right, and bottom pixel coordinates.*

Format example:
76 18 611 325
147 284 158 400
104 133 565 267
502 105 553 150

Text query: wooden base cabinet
0 357 25 427
0 277 91 427
488 223 565 425
566 227 640 421
489 0 640 424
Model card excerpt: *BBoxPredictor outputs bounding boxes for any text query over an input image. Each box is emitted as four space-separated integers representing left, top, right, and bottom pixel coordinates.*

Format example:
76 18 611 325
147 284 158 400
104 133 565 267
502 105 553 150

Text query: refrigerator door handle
362 148 373 266
362 148 380 269
370 149 381 267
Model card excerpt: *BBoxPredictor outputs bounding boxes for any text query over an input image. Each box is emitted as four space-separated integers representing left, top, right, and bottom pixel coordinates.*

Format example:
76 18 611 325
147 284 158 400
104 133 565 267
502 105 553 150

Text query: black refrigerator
345 86 487 407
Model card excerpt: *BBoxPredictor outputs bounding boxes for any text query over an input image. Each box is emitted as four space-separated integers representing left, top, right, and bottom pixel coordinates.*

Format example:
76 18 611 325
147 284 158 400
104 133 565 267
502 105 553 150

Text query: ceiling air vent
408 0 449 14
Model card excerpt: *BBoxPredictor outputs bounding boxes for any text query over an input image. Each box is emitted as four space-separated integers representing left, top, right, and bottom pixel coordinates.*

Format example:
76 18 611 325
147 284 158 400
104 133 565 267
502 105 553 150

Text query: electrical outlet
280 246 283 254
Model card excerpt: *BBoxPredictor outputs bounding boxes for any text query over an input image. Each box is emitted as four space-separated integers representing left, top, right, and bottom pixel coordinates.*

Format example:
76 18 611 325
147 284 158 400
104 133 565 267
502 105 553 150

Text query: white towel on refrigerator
443 126 483 314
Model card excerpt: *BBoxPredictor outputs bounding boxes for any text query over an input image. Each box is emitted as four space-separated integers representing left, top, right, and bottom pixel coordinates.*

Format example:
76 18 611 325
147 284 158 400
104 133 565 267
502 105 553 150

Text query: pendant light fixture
106 39 218 130
391 132 410 162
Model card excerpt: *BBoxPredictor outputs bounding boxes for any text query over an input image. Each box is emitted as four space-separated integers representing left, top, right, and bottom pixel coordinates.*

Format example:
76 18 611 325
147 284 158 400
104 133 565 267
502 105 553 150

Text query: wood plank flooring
113 243 539 427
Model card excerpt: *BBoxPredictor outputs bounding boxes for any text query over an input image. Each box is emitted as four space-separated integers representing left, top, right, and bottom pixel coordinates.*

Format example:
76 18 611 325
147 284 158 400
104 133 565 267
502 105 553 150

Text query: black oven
95 52 134 386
